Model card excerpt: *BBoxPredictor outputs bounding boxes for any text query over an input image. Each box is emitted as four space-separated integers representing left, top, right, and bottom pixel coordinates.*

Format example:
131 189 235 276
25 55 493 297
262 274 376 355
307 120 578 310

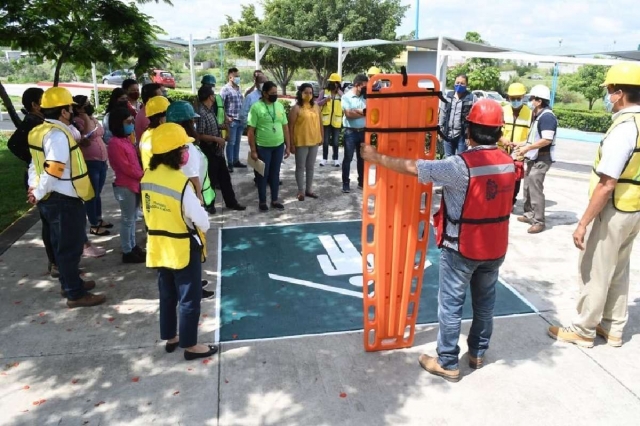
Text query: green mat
219 221 533 342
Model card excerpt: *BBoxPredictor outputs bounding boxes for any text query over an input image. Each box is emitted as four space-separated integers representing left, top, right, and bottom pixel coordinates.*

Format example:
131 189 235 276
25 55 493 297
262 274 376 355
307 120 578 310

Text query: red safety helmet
466 99 504 127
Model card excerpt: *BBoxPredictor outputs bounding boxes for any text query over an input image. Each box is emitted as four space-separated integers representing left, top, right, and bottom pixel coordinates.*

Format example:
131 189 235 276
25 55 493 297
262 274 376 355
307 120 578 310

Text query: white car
472 90 506 102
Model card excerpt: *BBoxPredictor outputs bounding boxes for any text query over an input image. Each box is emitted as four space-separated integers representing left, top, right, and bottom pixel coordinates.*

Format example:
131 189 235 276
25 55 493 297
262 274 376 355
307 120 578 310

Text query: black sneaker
202 280 209 288
271 202 285 210
227 165 234 173
233 161 247 168
206 205 217 215
342 184 350 193
132 245 146 257
259 203 269 212
228 203 246 211
123 251 145 264
202 289 215 299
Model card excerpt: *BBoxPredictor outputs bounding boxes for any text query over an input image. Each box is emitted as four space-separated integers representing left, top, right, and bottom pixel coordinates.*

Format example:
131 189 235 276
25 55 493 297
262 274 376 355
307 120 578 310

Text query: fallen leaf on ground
131 377 140 383
202 359 211 365
66 329 72 332
107 318 115 322
94 401 105 407
13 301 22 305
32 399 46 406
22 385 30 390
202 314 208 318
187 368 193 371
40 321 47 325
339 392 347 398
38 312 45 317
224 379 229 384
71 379 79 384
172 391 180 396
108 283 116 288
21 410 29 413
232 334 238 339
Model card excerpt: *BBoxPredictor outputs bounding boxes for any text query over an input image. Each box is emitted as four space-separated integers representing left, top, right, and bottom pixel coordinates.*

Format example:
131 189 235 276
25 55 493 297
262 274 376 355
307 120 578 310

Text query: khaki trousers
523 159 552 225
571 202 640 338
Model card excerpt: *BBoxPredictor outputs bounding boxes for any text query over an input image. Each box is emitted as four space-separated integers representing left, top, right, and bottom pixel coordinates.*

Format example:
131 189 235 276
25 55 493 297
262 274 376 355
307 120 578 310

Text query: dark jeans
513 179 522 206
323 126 340 161
201 144 239 207
85 160 108 227
24 169 55 265
37 193 88 300
256 143 285 204
157 238 202 348
226 120 245 165
342 129 364 186
437 248 504 370
443 134 467 157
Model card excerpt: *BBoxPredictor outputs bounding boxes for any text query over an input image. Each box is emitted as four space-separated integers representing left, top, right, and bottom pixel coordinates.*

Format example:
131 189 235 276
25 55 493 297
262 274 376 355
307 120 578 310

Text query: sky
139 0 640 54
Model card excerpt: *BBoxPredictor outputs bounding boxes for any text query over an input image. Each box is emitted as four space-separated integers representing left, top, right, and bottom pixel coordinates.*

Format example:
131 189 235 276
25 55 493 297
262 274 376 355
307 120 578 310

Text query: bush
554 88 580 104
166 89 197 104
555 108 611 133
278 99 291 117
90 89 114 115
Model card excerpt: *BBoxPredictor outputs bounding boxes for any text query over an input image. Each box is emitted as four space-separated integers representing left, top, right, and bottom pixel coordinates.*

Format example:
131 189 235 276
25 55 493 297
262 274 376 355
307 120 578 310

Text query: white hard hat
530 84 551 101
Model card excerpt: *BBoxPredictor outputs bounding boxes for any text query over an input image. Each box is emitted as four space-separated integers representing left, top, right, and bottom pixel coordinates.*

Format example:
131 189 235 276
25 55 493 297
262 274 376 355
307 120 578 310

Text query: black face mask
85 105 95 116
360 87 367 98
116 100 129 109
327 82 336 91
268 94 278 103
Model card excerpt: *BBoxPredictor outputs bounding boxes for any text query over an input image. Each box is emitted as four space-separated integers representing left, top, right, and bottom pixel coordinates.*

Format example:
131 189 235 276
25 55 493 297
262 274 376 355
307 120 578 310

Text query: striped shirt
195 103 223 156
416 145 495 251
220 83 244 120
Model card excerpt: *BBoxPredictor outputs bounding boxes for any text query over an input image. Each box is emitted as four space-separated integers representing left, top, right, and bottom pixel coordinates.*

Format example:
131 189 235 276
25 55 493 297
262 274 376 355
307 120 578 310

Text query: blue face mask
123 123 135 136
604 93 619 113
454 84 467 94
527 101 535 110
510 100 523 109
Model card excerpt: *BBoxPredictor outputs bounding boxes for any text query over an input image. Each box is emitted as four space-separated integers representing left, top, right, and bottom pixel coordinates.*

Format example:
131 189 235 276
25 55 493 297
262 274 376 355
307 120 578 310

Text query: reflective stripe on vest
433 147 515 261
195 145 216 206
28 121 95 202
502 105 532 151
589 112 640 213
321 90 342 128
215 94 225 125
141 166 206 269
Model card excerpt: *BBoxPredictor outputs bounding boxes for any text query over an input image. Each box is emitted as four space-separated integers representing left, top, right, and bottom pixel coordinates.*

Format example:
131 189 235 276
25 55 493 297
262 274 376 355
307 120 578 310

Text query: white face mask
233 77 241 85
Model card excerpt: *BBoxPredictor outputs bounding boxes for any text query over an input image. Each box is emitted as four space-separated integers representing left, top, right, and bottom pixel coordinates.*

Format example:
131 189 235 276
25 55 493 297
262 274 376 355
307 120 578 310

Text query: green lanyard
263 101 277 133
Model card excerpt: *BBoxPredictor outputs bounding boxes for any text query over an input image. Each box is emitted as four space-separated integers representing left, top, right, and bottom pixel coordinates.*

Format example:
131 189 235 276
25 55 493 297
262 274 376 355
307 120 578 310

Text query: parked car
151 69 176 89
102 69 135 85
529 74 543 80
293 80 320 97
473 90 508 106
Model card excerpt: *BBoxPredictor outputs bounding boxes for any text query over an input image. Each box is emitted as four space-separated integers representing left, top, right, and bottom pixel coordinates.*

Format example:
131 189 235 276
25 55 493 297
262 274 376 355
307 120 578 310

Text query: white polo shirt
596 105 640 180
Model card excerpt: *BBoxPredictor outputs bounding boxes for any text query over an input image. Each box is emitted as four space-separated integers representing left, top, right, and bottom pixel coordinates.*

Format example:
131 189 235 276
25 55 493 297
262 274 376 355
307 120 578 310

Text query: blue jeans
226 120 245 165
113 185 138 253
323 126 341 160
443 134 467 157
256 143 285 204
342 129 364 187
157 237 202 348
37 193 88 300
437 248 504 370
85 160 108 227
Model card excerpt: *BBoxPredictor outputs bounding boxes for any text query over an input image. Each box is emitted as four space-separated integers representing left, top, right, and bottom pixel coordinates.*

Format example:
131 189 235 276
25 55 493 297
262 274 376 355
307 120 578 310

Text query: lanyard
263 101 277 132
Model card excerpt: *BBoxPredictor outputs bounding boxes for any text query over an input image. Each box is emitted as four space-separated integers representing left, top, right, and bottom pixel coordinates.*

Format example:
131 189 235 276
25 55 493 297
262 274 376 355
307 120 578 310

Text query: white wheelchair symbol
269 234 431 298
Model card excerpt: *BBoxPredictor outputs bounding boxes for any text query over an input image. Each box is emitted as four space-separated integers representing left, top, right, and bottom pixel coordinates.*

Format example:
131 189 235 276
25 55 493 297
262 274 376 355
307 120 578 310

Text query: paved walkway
1 141 639 426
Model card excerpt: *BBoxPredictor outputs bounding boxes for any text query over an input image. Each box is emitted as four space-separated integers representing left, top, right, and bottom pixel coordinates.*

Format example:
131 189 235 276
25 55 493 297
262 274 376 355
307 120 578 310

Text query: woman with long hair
103 88 128 144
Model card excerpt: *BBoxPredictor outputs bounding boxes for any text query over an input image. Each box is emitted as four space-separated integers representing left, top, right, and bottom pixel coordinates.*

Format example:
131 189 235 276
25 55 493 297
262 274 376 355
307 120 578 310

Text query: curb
0 206 40 257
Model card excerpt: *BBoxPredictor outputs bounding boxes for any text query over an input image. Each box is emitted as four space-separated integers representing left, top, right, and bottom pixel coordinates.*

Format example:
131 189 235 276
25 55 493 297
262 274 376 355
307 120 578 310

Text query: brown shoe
469 355 484 369
517 216 532 224
548 326 594 348
596 325 622 347
60 280 96 298
66 292 106 308
527 224 545 234
418 354 460 382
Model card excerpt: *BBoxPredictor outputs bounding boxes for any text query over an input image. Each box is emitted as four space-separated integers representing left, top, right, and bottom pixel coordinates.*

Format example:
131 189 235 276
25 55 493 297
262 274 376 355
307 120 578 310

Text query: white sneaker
334 160 341 167
136 208 143 222
319 159 326 167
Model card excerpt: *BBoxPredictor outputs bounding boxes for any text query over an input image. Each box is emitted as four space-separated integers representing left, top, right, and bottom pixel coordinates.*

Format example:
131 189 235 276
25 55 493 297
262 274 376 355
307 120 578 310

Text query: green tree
446 31 501 91
0 0 169 127
560 65 608 110
220 0 408 92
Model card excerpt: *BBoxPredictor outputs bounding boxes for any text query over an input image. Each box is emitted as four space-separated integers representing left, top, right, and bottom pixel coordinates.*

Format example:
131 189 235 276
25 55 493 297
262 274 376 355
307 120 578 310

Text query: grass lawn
0 132 31 233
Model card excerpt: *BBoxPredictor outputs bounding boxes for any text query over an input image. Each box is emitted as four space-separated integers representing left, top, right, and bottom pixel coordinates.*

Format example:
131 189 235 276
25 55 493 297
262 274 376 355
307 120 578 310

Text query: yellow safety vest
502 104 533 145
141 165 207 269
28 121 95 202
321 90 342 128
589 112 640 213
140 128 154 171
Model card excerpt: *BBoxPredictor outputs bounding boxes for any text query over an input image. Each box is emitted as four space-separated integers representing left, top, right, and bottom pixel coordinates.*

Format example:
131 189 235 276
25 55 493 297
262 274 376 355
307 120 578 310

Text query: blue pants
157 238 202 348
342 129 364 187
113 185 138 254
226 120 245 165
37 193 88 300
437 248 504 370
322 126 341 161
256 143 285 204
85 160 108 227
443 134 467 157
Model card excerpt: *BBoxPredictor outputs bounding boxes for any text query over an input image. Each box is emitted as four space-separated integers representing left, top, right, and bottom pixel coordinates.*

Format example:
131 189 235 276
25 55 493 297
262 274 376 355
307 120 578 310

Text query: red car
151 69 176 89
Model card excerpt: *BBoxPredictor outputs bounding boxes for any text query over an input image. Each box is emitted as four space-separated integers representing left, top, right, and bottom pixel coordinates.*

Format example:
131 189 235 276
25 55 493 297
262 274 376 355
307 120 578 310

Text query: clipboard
247 152 265 176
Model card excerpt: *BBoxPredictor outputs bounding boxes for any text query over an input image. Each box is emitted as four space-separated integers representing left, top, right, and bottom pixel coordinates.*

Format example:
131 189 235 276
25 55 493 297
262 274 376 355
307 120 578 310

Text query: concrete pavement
1 140 639 425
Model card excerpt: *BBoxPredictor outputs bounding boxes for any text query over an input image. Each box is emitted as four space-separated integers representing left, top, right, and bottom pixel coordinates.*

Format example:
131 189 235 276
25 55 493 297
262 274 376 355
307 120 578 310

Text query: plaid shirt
196 102 223 156
220 83 243 120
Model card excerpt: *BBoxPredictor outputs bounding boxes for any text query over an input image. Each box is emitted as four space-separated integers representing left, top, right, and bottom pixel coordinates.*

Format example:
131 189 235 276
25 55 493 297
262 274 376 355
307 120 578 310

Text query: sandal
98 220 114 229
305 192 319 199
90 226 111 236
297 193 305 201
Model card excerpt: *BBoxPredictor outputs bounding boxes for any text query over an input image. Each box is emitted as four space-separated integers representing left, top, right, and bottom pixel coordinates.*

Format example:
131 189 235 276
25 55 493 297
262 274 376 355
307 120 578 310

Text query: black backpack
7 113 44 164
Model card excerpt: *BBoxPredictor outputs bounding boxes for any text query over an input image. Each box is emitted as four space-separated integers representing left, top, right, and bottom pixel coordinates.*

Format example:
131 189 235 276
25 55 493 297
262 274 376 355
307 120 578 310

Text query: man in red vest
361 99 516 382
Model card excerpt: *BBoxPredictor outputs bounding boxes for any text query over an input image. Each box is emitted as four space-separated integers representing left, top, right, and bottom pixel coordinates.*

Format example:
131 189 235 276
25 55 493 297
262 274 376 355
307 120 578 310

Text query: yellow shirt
293 104 322 147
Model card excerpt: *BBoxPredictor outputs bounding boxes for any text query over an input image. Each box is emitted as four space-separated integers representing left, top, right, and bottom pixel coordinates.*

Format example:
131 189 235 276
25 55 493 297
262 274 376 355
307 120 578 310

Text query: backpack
8 113 44 164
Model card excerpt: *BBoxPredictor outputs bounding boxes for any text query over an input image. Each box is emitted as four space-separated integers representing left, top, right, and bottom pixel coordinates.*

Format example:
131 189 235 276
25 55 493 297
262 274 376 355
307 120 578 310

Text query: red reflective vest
433 147 516 261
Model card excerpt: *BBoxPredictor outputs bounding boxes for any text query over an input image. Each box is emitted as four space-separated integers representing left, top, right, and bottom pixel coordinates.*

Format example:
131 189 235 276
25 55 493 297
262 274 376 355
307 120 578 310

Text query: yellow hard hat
507 82 527 97
601 63 640 87
151 123 194 154
367 66 381 76
41 87 76 109
328 73 341 82
146 96 170 117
